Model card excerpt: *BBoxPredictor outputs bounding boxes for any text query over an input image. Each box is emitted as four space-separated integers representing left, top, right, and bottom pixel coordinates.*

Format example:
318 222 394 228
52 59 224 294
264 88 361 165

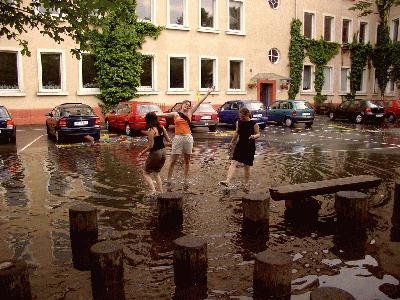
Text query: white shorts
171 134 193 155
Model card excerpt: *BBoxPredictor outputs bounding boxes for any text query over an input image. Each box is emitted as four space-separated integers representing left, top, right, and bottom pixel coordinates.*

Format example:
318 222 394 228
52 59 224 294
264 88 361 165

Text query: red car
105 101 166 136
374 99 400 123
164 101 219 132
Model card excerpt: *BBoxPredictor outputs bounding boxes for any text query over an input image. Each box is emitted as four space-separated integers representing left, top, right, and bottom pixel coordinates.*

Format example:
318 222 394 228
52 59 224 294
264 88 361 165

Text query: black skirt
232 120 256 166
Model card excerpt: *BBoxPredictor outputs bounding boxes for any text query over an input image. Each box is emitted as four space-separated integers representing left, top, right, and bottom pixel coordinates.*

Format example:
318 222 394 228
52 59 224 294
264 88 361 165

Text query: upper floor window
136 0 155 22
359 21 368 43
139 55 155 90
324 16 334 41
268 48 280 64
268 0 279 9
229 0 243 32
0 51 19 90
36 1 60 16
392 18 399 42
342 19 352 43
200 0 216 29
304 12 315 39
168 0 187 27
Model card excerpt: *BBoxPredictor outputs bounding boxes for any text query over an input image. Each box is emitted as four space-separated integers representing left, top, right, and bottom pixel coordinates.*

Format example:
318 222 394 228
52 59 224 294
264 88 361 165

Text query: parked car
217 100 267 129
0 105 16 144
373 99 400 124
105 101 166 135
267 100 315 128
328 99 385 124
46 103 101 143
164 101 219 132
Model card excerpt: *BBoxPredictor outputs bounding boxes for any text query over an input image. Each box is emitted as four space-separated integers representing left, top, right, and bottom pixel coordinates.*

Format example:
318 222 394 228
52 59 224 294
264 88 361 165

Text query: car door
227 101 240 125
336 102 349 119
218 102 232 124
47 108 59 134
117 104 131 129
267 101 280 122
277 101 289 123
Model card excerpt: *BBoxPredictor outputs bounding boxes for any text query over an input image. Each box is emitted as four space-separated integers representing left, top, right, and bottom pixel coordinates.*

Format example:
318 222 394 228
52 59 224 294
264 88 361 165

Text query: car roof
59 102 84 106
121 101 158 105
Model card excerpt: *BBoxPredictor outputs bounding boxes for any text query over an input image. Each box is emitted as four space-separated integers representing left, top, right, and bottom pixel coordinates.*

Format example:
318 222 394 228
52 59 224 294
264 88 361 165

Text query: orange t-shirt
174 114 191 135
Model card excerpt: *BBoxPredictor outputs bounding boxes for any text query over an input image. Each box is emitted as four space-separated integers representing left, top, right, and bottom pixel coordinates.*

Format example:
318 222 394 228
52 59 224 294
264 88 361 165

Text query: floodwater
1 118 400 299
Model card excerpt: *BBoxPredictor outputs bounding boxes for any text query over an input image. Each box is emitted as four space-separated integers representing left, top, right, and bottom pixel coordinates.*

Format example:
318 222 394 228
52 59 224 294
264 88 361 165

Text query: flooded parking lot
1 116 400 299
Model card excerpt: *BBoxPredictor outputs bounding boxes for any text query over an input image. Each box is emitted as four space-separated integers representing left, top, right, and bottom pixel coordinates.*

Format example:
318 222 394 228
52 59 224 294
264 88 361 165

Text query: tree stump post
242 193 270 237
90 241 125 300
69 203 98 270
173 235 207 288
310 287 355 300
158 192 183 229
0 260 32 300
335 191 368 227
253 250 292 300
391 181 400 241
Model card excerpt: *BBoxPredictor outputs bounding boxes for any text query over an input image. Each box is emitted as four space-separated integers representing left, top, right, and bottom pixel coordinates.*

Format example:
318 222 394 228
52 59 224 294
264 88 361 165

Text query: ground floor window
40 53 61 90
168 55 187 91
0 51 19 90
340 67 350 93
81 54 97 89
302 65 313 91
322 66 332 93
228 59 243 90
200 57 217 90
140 55 154 90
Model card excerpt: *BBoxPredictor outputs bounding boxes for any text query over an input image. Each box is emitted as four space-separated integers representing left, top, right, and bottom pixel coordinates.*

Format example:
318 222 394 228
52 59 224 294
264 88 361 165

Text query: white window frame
356 68 367 94
167 0 189 30
198 0 219 32
198 56 218 91
301 64 314 92
0 47 24 96
226 0 245 36
268 0 280 10
34 1 61 17
340 67 350 94
303 10 316 39
391 17 400 42
322 66 333 94
78 52 100 96
323 14 335 42
359 21 369 43
138 53 158 94
227 57 245 94
136 0 157 24
373 69 379 95
37 49 67 95
341 18 353 44
167 54 189 94
386 71 396 96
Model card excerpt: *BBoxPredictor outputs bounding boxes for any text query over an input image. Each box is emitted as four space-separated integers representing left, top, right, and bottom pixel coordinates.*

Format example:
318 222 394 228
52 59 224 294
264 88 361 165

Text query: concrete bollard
90 241 125 300
242 193 270 237
310 287 355 300
335 191 368 227
391 181 400 241
0 259 32 300
158 192 183 229
173 235 207 288
69 203 98 270
253 250 292 300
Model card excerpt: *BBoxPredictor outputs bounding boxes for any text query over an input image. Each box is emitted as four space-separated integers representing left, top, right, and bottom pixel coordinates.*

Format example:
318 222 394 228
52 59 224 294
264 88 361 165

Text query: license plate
376 114 384 117
302 113 311 116
201 116 212 120
253 114 262 118
74 121 88 126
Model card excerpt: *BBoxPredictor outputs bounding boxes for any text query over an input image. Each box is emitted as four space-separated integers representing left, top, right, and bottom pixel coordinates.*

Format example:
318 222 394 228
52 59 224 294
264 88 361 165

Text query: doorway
257 80 276 108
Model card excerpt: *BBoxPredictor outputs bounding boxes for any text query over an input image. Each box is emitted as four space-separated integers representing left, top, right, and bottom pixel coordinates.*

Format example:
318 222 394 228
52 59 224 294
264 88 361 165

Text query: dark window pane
201 59 214 89
230 61 241 89
229 1 241 31
304 13 313 38
393 19 399 41
342 19 350 43
324 17 332 41
201 0 214 28
359 22 367 42
0 52 18 89
140 56 152 87
0 107 10 118
170 0 184 25
82 54 97 88
41 53 61 89
170 58 184 88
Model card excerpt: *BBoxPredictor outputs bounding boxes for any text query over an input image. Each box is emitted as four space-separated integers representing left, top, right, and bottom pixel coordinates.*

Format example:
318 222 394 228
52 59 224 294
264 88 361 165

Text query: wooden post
335 191 368 227
242 193 270 237
391 181 400 241
253 250 292 300
69 203 98 271
310 287 355 300
174 284 208 300
90 241 125 300
173 235 207 288
158 192 183 229
0 260 32 300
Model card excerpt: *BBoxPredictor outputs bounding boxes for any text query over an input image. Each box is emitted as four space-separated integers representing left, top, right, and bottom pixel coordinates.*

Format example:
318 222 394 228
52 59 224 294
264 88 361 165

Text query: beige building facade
0 0 399 124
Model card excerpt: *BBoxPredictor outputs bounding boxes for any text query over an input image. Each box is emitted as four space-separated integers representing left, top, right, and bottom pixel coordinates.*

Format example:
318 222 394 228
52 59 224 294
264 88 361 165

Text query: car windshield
137 104 162 114
372 100 391 107
195 103 215 113
294 101 313 109
0 107 10 118
62 105 95 116
244 102 265 110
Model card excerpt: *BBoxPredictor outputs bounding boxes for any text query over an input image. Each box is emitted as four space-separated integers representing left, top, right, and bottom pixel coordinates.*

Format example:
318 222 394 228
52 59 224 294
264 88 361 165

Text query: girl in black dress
220 107 260 188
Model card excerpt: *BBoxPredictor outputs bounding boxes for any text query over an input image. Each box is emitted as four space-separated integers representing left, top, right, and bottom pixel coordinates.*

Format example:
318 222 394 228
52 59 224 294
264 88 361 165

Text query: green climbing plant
392 42 400 89
288 19 306 99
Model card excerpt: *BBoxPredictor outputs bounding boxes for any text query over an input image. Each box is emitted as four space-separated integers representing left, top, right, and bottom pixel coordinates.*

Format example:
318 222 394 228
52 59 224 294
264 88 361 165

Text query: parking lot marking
18 135 44 153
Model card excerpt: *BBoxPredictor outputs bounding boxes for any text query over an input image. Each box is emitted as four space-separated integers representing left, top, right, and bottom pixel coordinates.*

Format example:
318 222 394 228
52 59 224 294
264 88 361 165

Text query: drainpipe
295 0 297 19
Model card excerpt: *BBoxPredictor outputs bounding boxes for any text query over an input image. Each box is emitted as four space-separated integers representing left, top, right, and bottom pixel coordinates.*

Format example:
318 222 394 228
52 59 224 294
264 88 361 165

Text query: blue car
0 105 16 144
217 100 268 129
46 103 101 143
267 100 315 128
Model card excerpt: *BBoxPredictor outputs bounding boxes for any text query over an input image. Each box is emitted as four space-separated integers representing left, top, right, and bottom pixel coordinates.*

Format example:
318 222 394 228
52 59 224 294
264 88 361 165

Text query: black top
232 120 256 166
150 127 165 152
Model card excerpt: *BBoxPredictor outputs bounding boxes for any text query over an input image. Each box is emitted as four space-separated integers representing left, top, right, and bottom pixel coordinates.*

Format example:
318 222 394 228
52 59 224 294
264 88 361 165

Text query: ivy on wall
373 24 392 99
288 19 306 99
392 42 400 89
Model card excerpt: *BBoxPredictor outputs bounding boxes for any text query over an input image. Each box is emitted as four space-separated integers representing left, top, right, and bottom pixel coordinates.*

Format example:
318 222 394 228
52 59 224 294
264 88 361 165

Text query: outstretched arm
190 86 215 116
157 111 178 118
249 124 261 139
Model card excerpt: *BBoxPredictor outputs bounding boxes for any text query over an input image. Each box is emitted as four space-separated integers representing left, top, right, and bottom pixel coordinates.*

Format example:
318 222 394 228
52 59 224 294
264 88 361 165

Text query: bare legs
183 153 191 182
167 153 191 183
143 171 164 193
167 154 179 182
221 160 251 187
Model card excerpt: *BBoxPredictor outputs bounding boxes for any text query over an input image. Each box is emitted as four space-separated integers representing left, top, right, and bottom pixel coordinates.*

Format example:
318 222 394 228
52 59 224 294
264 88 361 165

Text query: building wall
0 0 397 124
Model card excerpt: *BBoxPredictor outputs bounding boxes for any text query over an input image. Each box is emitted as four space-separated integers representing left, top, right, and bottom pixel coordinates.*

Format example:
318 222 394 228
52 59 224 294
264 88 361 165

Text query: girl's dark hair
145 111 161 130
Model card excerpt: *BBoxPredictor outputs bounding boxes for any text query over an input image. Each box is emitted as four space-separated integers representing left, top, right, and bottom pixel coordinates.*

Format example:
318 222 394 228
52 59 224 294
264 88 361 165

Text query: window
37 50 66 93
268 48 280 64
393 18 399 42
359 22 368 43
342 19 352 43
139 55 154 90
304 12 315 39
340 67 350 93
386 79 395 95
136 0 155 22
80 54 98 91
322 66 332 92
200 57 217 90
324 16 334 41
268 0 279 9
0 51 19 90
36 1 60 16
228 59 243 90
168 0 187 27
357 69 367 93
302 65 313 91
200 0 216 29
168 56 187 91
229 0 243 32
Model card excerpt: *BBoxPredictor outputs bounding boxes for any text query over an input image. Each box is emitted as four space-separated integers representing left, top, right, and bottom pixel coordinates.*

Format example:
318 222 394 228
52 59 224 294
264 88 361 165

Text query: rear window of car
293 101 313 109
244 102 265 110
195 103 216 113
0 107 10 118
366 100 383 108
137 104 162 114
62 105 95 116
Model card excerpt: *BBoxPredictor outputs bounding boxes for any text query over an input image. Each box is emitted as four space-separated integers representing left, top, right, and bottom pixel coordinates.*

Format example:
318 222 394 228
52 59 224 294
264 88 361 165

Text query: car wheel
125 123 132 136
285 117 294 128
208 125 217 132
305 122 313 128
355 114 363 124
328 112 335 121
387 114 396 124
9 135 16 144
